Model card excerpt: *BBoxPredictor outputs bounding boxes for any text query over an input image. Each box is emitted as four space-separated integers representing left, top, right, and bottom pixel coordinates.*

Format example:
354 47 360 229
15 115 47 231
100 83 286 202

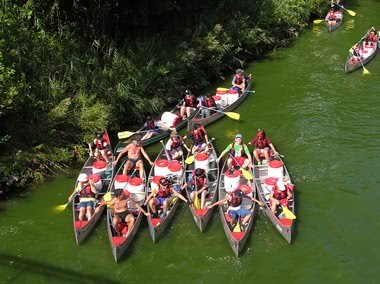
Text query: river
1 0 380 283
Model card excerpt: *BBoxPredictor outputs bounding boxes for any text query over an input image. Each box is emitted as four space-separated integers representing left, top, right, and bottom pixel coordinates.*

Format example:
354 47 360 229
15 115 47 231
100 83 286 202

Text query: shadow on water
0 253 121 284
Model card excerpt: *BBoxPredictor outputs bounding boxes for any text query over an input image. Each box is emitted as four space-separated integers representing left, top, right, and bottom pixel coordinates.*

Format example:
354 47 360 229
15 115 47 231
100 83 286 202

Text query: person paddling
217 134 253 170
96 189 149 238
88 132 111 163
269 180 293 216
145 177 188 218
165 131 190 160
113 139 153 177
248 129 278 165
180 89 197 119
68 173 98 222
189 124 209 154
208 187 263 229
183 168 209 209
199 93 217 118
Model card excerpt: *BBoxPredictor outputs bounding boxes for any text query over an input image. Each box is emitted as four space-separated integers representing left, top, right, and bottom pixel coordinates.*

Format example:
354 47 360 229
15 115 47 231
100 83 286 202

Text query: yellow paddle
313 19 326 24
228 153 253 180
233 221 242 233
193 192 201 210
200 106 240 120
55 202 70 212
281 205 296 220
216 87 229 92
335 3 356 16
358 55 370 75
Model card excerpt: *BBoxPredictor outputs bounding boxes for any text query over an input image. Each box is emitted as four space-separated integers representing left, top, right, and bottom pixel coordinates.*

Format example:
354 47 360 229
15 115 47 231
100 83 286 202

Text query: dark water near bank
1 0 380 283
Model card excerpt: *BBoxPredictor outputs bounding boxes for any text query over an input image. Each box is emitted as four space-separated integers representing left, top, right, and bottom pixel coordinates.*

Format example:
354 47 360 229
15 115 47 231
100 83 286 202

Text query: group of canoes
318 1 380 73
64 68 296 262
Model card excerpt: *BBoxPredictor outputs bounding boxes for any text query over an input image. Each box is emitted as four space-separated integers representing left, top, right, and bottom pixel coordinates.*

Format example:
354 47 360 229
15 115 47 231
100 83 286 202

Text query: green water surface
1 0 380 283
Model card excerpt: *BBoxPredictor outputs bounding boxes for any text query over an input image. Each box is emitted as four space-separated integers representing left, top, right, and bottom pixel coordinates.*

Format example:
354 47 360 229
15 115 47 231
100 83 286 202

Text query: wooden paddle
227 153 253 180
200 106 240 120
335 3 356 16
185 138 215 164
281 205 296 220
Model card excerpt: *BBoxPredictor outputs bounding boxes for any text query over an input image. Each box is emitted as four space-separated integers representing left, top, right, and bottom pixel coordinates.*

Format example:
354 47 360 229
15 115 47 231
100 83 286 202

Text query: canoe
218 159 257 257
184 134 219 232
188 79 252 129
72 132 114 245
253 156 295 243
345 28 378 73
146 139 186 242
325 10 343 32
106 160 146 262
115 104 198 153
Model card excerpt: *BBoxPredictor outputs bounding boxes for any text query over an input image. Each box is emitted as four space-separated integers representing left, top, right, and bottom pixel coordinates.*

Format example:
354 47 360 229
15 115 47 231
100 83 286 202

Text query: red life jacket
95 138 107 150
170 137 182 149
228 191 243 207
229 142 247 157
205 97 216 108
191 127 206 143
256 137 269 149
146 120 156 130
233 75 244 85
157 185 171 198
184 95 197 107
191 171 206 189
272 187 287 200
79 184 95 198
328 12 335 20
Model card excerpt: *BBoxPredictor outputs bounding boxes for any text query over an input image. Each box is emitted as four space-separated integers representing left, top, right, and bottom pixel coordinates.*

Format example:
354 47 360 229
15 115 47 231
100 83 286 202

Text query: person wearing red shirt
248 129 278 165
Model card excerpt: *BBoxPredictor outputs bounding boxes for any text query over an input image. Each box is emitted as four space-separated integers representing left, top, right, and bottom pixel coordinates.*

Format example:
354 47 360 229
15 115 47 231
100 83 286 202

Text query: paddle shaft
160 140 172 162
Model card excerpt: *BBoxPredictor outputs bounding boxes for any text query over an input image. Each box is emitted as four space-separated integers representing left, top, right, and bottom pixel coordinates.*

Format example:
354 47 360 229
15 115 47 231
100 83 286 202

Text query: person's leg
162 199 170 214
201 191 206 209
78 206 86 221
112 216 122 235
242 158 250 169
123 160 133 175
190 191 195 203
180 106 185 117
253 149 260 164
124 214 135 237
149 198 158 214
271 200 279 213
86 205 93 221
136 160 144 178
227 157 233 169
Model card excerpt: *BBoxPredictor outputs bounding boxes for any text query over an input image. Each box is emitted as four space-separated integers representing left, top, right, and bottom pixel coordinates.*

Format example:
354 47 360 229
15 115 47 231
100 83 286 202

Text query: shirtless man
96 189 149 237
113 139 154 177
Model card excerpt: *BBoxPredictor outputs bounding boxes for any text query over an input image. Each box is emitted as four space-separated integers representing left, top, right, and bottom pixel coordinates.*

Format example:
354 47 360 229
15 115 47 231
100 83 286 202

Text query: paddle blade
217 87 229 92
193 193 201 210
233 222 242 233
281 205 296 220
55 203 69 212
103 192 112 202
241 168 253 180
225 112 240 120
117 131 135 140
185 155 195 164
363 67 370 75
313 19 324 24
347 10 356 17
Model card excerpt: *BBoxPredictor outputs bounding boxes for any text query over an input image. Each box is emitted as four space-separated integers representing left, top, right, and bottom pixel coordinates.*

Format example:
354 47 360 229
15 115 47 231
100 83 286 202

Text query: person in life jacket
165 131 190 160
141 116 162 140
217 133 253 170
199 93 217 118
145 177 188 218
180 89 197 119
68 173 98 221
95 188 149 237
248 129 278 165
190 124 210 154
269 180 293 215
327 10 336 24
208 187 263 229
231 69 246 93
88 132 111 163
183 168 209 209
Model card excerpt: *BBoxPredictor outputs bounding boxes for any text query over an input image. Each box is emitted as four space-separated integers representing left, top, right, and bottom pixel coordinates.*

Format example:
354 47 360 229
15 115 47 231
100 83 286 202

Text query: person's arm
208 195 229 208
68 188 77 202
114 145 128 165
182 140 191 152
248 195 264 207
95 198 117 213
269 191 276 203
144 190 156 206
286 190 293 200
132 201 150 216
202 127 209 144
244 144 253 164
268 143 278 155
172 189 188 203
197 184 208 194
89 179 98 194
166 139 172 151
140 147 154 166
217 144 231 162
88 142 94 156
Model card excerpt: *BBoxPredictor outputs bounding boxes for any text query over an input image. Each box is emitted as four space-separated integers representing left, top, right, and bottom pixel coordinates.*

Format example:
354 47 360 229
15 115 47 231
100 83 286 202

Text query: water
1 1 380 282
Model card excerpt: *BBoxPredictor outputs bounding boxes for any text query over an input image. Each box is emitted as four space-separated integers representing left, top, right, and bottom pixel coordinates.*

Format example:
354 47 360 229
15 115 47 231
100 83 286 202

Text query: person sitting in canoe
113 139 154 177
68 173 98 222
180 89 197 119
208 187 262 229
217 134 252 170
95 189 149 238
88 132 111 163
165 131 190 160
190 124 209 154
141 116 161 140
231 69 246 93
145 177 188 218
269 180 293 216
183 168 209 210
248 129 278 165
199 93 217 118
330 0 343 12
326 9 338 26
